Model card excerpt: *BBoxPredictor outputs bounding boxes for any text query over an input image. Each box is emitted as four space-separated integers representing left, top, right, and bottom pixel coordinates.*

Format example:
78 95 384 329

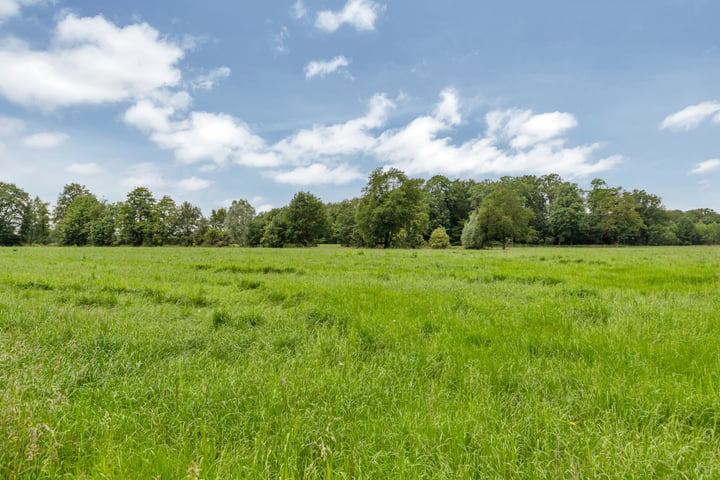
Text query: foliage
0 182 30 245
356 168 429 248
429 227 450 249
284 191 327 246
463 186 533 249
118 187 157 246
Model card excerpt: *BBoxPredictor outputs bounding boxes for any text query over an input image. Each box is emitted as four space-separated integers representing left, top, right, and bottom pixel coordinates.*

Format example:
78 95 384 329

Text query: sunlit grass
1 246 720 478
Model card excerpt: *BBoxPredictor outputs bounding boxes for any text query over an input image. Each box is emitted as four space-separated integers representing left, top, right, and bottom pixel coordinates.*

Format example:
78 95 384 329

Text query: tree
153 196 177 245
0 182 31 246
587 179 643 244
548 182 586 245
118 187 157 246
356 168 429 248
429 227 450 249
60 194 103 245
424 176 475 244
224 200 255 246
174 201 203 246
327 199 360 246
90 203 119 246
284 191 327 246
53 183 90 227
25 197 51 245
631 189 669 245
260 208 288 248
462 186 533 249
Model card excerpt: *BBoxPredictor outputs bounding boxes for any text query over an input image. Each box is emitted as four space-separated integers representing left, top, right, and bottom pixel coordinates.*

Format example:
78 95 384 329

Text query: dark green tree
60 194 103 245
53 183 91 227
356 168 429 248
462 186 533 249
284 191 327 246
0 182 31 246
548 182 586 245
173 201 203 246
118 187 157 246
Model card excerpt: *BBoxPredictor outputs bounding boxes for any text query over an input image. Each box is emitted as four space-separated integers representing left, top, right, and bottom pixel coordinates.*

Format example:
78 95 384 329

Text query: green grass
1 246 720 478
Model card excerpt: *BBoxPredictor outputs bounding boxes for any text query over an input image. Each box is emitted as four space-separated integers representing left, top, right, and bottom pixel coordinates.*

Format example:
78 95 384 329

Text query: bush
429 227 450 249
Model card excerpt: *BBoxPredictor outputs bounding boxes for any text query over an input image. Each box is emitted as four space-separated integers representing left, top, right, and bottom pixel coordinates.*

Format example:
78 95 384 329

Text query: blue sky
1 0 720 213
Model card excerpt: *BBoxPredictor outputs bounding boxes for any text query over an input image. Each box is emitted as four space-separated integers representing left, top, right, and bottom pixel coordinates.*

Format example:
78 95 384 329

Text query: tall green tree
356 168 429 248
153 195 177 245
587 179 643 244
60 194 103 246
224 200 255 246
118 187 157 246
174 201 203 246
90 203 119 246
0 182 31 246
548 182 586 245
284 191 327 246
462 186 533 249
53 183 90 227
327 199 360 246
25 196 51 245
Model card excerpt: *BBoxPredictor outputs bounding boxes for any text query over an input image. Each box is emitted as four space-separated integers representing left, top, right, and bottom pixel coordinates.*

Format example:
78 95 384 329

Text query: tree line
1 169 719 248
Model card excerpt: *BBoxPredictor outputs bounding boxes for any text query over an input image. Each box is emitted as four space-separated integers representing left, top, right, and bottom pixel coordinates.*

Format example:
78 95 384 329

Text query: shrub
429 227 451 249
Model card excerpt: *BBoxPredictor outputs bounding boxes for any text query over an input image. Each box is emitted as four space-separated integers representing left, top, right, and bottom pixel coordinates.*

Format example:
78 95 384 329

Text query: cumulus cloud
316 0 385 32
0 14 184 109
268 163 364 185
126 87 618 185
689 159 720 175
660 101 720 131
177 176 213 191
22 131 68 148
271 93 393 164
375 88 619 178
305 56 350 79
66 162 102 175
191 67 231 91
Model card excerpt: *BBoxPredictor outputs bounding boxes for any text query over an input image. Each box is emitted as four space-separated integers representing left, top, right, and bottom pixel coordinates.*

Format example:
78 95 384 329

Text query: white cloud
124 98 268 167
66 162 102 175
191 67 231 91
268 163 364 185
660 101 720 131
22 131 68 148
0 116 25 136
0 14 184 109
689 159 720 175
271 93 394 163
375 89 619 178
487 109 578 149
177 176 213 191
120 163 166 189
0 0 45 22
291 0 307 19
126 87 618 186
316 0 385 32
305 56 351 79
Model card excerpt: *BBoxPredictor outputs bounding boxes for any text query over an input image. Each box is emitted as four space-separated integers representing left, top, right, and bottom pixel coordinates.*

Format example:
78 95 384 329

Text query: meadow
1 246 720 479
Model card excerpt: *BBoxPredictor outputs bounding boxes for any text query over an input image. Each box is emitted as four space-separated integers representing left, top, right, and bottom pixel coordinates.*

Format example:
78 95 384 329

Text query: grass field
1 246 720 479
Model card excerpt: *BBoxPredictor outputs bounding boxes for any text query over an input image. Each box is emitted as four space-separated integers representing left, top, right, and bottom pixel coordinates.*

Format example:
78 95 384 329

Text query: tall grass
1 246 719 478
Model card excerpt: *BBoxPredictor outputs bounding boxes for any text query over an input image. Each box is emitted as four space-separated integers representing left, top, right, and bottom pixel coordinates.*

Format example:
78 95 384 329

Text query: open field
1 246 720 479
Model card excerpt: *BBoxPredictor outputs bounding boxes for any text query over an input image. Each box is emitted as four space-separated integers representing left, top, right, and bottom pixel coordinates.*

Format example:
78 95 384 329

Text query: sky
1 0 720 214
